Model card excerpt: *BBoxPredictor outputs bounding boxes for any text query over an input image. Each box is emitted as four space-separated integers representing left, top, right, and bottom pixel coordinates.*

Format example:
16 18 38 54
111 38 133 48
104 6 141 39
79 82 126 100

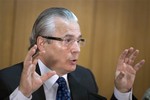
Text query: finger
23 45 38 74
31 59 38 73
30 57 40 74
124 58 129 64
129 50 139 60
30 51 45 74
26 64 36 76
41 71 56 82
128 50 139 65
124 47 134 63
32 50 45 62
134 59 145 71
126 47 134 57
118 49 128 65
24 45 37 66
32 51 40 60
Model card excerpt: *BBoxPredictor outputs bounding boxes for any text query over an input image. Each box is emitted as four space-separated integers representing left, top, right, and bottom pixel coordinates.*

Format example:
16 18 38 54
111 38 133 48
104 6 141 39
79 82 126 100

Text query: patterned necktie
56 77 71 100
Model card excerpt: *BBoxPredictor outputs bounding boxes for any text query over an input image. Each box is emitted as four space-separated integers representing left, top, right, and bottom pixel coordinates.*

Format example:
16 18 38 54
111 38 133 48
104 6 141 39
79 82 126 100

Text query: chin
68 65 77 72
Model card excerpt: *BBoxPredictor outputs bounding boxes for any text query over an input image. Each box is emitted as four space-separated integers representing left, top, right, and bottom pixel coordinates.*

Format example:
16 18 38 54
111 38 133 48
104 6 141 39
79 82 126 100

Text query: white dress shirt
9 59 132 100
38 60 69 100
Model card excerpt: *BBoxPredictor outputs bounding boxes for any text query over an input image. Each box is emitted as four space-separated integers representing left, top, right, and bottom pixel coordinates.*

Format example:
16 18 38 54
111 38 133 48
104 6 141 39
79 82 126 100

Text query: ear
36 36 46 52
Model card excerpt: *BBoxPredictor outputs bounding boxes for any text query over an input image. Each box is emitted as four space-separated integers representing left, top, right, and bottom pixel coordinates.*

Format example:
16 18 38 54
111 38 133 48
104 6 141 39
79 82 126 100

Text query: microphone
143 88 150 100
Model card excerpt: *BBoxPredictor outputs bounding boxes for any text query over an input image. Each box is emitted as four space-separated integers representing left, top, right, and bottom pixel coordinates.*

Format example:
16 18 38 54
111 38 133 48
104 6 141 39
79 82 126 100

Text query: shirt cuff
9 87 32 100
114 87 132 100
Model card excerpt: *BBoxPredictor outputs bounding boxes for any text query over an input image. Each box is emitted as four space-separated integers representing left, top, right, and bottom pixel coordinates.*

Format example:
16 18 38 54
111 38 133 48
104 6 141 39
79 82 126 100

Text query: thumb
41 71 56 82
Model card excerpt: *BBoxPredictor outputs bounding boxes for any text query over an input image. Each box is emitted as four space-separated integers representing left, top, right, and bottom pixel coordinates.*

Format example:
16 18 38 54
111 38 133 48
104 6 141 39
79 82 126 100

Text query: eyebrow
63 34 82 38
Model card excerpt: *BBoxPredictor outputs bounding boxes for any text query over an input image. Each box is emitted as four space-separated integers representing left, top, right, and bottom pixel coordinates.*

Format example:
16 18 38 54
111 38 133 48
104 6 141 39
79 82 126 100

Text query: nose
70 41 80 53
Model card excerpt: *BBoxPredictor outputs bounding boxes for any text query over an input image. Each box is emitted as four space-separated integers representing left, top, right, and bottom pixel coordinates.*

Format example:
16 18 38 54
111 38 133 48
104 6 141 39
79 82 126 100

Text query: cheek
54 43 69 58
45 44 69 63
56 47 70 61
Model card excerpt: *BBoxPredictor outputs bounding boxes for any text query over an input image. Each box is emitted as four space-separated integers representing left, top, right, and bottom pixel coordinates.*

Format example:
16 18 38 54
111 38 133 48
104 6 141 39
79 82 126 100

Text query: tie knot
56 77 67 86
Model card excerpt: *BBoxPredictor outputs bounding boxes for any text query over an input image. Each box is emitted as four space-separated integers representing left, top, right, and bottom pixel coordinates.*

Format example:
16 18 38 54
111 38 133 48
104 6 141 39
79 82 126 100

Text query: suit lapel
68 73 89 100
32 86 46 100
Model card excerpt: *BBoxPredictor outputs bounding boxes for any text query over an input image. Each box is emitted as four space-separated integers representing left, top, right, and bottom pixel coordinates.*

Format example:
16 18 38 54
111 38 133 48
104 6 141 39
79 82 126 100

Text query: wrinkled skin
115 47 145 92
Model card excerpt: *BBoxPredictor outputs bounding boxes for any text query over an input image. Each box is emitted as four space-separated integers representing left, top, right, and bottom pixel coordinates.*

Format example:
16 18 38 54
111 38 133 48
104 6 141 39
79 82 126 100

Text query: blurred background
0 0 150 99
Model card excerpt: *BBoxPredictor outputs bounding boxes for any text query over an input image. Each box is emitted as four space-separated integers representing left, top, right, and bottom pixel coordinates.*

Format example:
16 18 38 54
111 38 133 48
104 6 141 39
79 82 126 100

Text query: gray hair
29 7 78 49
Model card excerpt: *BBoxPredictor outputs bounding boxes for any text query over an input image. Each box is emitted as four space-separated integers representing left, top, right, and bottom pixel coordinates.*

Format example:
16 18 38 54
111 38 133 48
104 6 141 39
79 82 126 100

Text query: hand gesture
19 45 56 97
115 47 145 92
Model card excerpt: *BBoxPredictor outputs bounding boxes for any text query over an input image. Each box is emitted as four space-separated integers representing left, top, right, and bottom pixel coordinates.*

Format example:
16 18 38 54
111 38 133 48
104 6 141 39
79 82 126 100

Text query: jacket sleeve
0 73 10 100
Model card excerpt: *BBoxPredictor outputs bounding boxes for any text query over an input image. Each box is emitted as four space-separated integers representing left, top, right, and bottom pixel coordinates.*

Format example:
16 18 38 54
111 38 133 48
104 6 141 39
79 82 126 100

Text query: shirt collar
38 59 68 90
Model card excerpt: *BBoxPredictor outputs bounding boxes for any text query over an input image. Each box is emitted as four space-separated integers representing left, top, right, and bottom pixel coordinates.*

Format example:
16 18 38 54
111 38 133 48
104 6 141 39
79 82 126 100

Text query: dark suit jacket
0 62 137 100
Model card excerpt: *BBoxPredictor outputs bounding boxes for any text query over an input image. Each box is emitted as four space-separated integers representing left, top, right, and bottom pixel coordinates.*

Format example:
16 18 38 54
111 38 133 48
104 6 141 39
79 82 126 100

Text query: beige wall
0 0 150 99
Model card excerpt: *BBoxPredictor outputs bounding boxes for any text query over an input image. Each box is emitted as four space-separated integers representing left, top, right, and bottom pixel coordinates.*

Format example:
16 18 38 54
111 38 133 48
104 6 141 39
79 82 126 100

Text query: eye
64 38 72 43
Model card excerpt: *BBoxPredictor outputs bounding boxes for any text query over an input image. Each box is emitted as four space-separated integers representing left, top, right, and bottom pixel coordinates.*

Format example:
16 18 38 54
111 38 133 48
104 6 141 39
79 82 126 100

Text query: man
142 88 150 100
0 7 145 100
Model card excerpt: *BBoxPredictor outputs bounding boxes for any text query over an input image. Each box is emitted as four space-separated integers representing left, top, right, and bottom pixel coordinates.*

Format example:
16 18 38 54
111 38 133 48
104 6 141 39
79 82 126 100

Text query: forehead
54 18 81 37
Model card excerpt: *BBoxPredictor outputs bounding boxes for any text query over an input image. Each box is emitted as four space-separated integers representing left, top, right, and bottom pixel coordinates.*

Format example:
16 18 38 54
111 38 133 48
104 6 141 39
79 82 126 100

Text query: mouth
70 59 77 65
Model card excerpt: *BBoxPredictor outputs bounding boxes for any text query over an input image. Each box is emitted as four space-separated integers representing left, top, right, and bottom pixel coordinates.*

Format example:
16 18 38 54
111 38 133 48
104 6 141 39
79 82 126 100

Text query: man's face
40 18 82 76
